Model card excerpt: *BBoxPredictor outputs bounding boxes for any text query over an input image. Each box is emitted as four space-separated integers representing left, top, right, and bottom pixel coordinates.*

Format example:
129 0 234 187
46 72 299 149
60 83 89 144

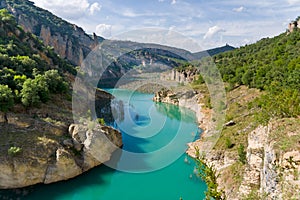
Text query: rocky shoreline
153 87 300 200
153 88 211 156
0 118 122 189
0 87 123 190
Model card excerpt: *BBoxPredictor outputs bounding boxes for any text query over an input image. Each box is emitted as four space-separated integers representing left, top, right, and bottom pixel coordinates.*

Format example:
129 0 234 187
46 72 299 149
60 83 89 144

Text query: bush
196 153 225 200
238 144 247 164
44 69 68 93
97 118 105 125
225 137 234 149
87 121 96 130
21 75 49 107
0 84 14 112
8 146 22 156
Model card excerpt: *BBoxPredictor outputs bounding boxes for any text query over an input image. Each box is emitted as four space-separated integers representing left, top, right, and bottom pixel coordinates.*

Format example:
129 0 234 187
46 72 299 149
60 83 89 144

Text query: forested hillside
190 17 300 199
0 9 73 113
215 27 300 123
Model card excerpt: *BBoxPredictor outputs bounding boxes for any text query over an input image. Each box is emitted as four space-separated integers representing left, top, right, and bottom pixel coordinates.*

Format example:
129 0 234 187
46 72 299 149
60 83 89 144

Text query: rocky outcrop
1 0 101 66
153 88 206 124
153 89 180 105
160 68 199 85
0 122 122 189
288 20 300 33
154 86 300 199
238 125 270 197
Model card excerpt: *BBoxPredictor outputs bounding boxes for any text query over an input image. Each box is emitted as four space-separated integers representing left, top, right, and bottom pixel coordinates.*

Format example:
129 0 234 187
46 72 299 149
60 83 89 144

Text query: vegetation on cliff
0 8 123 191
0 9 73 111
167 16 300 199
215 23 300 121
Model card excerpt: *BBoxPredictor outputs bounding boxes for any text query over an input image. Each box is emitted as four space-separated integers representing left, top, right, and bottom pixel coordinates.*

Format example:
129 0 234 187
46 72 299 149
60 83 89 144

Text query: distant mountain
193 44 235 59
1 0 235 86
1 0 102 66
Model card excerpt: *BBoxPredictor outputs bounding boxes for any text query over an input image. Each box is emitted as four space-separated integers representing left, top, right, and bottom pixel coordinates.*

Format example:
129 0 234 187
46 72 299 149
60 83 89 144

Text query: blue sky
31 0 300 52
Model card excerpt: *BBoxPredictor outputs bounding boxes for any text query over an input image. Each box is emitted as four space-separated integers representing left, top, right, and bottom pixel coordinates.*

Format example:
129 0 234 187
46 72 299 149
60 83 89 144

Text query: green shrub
97 118 105 125
44 69 68 93
0 84 14 112
238 144 247 164
21 76 49 107
8 146 22 156
225 137 234 149
196 154 225 200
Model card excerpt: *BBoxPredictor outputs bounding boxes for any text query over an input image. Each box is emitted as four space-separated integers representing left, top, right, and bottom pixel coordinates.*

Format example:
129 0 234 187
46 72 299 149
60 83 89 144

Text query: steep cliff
1 0 102 66
1 0 235 86
0 8 123 189
0 116 122 189
154 85 300 199
237 119 300 199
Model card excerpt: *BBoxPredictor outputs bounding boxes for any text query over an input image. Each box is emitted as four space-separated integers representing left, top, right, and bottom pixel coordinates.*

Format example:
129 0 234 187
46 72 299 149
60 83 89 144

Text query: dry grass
269 118 300 152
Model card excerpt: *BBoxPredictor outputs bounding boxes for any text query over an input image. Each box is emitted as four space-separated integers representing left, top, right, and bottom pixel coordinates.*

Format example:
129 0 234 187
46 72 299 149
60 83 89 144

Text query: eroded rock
0 123 122 189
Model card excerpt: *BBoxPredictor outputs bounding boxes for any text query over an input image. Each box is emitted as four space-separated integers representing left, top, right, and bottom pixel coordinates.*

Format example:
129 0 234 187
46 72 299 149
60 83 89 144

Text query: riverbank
152 86 212 157
153 85 300 200
0 89 122 189
0 88 206 200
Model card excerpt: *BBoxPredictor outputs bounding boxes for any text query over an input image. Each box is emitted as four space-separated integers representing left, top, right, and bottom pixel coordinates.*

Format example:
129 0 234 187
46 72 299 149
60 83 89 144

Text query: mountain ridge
0 0 235 70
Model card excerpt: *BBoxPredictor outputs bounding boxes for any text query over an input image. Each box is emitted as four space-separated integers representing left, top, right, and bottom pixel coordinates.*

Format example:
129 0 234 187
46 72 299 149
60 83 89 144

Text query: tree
196 155 226 200
34 74 50 103
21 75 49 107
21 78 40 107
13 74 26 91
43 69 68 93
0 9 16 31
0 84 14 123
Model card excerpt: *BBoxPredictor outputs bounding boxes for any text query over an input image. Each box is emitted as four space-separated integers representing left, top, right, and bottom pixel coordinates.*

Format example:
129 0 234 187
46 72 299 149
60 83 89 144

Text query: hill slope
1 0 102 66
196 19 300 199
1 0 235 86
153 16 300 199
0 8 122 190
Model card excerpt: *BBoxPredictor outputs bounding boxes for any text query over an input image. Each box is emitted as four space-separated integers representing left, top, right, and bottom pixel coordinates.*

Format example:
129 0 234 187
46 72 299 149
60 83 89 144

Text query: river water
1 89 206 200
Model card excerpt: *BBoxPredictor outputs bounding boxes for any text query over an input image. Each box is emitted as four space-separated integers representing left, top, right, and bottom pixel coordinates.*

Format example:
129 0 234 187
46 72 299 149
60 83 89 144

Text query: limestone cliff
0 119 122 189
153 88 204 125
237 121 300 199
288 19 300 33
1 0 102 66
154 86 300 200
160 68 199 85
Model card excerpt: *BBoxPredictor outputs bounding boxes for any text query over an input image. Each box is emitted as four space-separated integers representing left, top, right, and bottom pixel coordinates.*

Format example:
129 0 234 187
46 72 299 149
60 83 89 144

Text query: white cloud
203 26 225 39
287 0 300 5
31 0 101 20
96 24 112 38
171 0 177 5
122 9 139 17
168 26 176 31
89 3 101 15
233 6 245 12
158 0 165 2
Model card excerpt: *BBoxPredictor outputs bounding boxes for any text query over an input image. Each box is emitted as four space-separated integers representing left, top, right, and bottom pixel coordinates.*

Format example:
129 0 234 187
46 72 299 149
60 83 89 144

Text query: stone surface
157 85 300 199
0 123 122 189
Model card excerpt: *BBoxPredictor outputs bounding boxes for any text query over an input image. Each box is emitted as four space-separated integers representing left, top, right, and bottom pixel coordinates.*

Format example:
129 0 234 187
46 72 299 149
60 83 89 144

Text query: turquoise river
1 89 207 200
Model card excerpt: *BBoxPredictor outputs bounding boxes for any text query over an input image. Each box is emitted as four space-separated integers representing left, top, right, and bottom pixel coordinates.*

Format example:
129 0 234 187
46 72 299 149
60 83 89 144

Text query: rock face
155 86 300 199
238 125 270 197
237 123 300 199
288 20 300 33
153 89 180 105
0 123 122 189
1 0 101 66
153 88 205 125
160 68 199 85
